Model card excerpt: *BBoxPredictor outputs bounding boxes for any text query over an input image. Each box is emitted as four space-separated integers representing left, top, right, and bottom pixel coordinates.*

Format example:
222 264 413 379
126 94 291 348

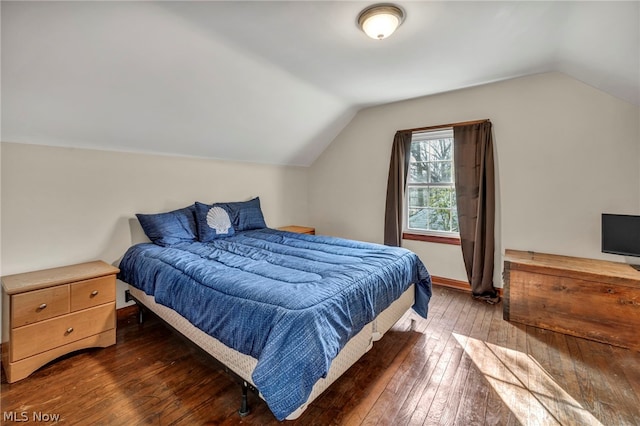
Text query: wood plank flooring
2 286 639 425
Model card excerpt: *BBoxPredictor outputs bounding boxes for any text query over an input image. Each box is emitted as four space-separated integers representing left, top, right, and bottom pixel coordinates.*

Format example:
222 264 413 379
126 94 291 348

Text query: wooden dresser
503 249 640 351
1 261 119 383
278 225 315 235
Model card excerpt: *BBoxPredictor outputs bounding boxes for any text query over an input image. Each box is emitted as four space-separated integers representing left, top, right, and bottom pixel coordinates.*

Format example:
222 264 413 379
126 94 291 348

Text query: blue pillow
194 202 235 242
136 205 197 247
217 197 267 231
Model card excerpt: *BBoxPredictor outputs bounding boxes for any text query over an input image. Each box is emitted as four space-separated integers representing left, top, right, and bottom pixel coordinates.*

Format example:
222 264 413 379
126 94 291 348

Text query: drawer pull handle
38 303 47 310
91 290 99 297
66 327 74 334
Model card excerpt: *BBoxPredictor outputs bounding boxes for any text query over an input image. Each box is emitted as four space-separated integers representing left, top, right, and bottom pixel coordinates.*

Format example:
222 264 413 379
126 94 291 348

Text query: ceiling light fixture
357 4 405 40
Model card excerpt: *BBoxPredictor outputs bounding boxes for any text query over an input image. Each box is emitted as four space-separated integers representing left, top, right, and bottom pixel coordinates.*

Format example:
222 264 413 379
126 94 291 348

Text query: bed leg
238 381 250 417
124 290 145 324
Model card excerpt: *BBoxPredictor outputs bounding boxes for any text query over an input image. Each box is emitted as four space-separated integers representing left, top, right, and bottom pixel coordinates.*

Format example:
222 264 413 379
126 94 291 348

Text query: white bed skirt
127 284 414 420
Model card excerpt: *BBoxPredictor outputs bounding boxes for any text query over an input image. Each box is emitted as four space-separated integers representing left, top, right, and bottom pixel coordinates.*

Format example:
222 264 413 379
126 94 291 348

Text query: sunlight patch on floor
453 333 603 426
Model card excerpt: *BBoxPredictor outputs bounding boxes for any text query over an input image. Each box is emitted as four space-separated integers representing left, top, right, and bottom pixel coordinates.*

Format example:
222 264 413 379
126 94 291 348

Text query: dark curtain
383 130 413 246
453 122 498 302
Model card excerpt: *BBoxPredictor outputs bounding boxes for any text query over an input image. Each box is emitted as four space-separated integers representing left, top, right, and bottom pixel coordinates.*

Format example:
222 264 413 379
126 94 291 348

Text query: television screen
602 214 640 257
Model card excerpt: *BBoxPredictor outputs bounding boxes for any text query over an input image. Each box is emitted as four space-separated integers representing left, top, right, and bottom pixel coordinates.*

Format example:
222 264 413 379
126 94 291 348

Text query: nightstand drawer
11 303 115 362
70 275 116 311
12 285 70 327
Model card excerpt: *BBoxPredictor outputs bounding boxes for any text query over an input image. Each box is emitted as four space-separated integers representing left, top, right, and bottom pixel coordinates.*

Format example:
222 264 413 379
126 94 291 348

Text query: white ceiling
2 1 639 166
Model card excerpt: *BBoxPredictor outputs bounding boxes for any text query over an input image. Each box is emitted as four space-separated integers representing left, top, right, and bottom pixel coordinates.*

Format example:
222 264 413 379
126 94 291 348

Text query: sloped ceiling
2 1 639 166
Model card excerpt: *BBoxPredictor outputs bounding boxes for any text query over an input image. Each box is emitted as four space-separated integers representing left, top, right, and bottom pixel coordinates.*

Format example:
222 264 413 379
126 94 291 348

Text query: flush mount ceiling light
357 3 405 40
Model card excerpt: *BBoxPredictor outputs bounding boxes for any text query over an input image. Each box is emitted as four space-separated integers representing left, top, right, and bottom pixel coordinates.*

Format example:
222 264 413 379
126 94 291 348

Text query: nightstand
1 261 119 383
278 225 315 235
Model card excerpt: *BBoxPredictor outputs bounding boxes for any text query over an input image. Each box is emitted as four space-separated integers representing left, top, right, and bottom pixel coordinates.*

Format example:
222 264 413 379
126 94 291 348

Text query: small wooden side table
277 225 316 235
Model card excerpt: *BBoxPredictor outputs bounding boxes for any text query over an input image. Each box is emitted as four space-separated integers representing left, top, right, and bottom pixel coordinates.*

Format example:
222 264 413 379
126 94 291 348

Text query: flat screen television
602 214 640 269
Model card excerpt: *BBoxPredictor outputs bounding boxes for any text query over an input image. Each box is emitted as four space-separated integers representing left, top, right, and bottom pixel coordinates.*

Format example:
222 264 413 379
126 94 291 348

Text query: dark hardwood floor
2 286 639 425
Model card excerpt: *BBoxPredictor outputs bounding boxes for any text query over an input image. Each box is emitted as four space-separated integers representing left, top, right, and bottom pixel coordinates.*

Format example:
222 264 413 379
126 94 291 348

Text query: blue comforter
118 228 431 420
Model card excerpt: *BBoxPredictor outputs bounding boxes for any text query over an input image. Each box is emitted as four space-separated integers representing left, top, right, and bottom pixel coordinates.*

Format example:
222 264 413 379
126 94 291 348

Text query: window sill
402 232 461 245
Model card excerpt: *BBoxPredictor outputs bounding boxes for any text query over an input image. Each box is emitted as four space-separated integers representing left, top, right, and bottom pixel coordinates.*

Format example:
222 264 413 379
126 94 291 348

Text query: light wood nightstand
278 225 315 235
1 261 119 383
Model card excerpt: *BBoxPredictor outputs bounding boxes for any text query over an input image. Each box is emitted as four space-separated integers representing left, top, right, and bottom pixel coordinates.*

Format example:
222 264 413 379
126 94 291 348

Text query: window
405 128 459 237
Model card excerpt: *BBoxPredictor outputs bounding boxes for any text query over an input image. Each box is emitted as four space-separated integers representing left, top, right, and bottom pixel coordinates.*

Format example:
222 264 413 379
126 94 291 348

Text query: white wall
1 142 309 313
309 72 640 286
1 72 638 314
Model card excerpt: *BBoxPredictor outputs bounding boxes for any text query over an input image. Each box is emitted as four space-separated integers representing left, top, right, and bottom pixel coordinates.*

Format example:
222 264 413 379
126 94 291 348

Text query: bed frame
124 283 415 420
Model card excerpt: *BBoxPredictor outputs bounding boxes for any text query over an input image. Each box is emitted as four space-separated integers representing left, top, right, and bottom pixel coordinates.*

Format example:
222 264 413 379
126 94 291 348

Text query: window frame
403 127 461 244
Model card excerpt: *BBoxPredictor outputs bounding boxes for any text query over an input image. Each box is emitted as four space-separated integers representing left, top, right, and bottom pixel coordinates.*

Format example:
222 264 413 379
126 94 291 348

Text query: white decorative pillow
206 206 233 234
194 202 235 242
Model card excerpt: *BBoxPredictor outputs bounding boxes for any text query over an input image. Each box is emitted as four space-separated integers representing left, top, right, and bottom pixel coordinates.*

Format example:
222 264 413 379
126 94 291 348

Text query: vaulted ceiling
2 1 639 166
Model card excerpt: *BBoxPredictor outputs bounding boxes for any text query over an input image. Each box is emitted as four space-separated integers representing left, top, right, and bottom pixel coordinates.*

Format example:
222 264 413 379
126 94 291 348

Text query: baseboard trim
431 275 471 292
431 275 503 297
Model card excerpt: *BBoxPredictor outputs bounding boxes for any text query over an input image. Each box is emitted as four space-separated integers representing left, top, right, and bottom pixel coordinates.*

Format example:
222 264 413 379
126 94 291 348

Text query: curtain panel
453 121 498 301
383 130 413 246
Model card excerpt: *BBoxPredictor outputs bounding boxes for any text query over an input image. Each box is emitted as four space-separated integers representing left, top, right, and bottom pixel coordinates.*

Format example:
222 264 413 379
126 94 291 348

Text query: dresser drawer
11 285 70 327
70 275 115 311
11 303 115 362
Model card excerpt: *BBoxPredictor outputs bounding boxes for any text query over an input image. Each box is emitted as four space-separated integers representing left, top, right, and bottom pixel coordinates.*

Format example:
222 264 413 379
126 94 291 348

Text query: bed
117 199 432 420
